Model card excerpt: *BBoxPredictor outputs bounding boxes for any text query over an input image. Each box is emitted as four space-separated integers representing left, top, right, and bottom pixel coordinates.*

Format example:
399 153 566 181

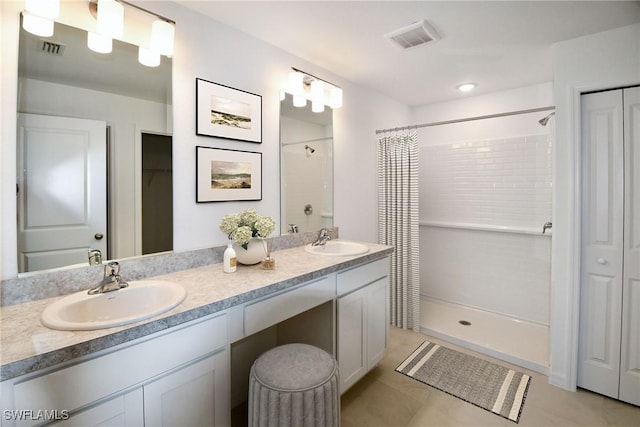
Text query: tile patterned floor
341 327 640 427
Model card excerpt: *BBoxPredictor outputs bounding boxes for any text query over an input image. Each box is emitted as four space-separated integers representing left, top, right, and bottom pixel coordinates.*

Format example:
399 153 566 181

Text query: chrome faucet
88 249 102 266
88 261 129 295
312 228 331 246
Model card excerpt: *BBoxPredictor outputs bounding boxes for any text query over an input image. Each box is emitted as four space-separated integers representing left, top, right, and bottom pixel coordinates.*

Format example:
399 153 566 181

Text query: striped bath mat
395 341 530 423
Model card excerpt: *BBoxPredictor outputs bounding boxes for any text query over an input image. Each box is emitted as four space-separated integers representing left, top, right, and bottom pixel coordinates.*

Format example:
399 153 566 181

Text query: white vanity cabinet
1 313 228 427
336 258 390 393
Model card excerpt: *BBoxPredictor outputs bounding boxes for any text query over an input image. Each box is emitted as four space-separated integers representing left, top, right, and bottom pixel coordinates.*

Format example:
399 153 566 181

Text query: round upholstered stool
248 343 340 427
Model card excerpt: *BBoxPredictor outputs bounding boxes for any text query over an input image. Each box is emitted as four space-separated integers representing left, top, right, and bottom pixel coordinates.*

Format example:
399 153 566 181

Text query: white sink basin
304 240 370 256
41 280 187 331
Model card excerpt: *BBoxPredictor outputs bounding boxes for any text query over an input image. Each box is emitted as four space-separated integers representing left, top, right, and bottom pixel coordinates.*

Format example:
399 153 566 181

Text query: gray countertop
0 242 392 382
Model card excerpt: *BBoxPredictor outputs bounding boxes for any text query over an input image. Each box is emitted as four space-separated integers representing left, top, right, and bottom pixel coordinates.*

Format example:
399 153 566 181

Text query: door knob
596 257 607 265
94 233 104 240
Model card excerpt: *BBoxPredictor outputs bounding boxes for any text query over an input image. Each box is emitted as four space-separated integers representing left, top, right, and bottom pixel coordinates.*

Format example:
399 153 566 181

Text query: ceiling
177 0 640 106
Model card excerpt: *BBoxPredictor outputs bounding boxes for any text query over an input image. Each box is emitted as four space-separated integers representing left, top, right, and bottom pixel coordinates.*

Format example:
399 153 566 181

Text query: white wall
0 1 410 279
412 83 553 324
550 23 640 391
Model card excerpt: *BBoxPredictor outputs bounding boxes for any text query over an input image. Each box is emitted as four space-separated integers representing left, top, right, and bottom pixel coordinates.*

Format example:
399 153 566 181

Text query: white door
579 87 640 406
620 86 640 406
17 114 107 273
578 90 625 399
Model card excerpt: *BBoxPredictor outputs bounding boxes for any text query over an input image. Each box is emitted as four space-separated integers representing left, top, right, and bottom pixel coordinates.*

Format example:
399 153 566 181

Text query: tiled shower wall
419 134 552 325
420 135 552 231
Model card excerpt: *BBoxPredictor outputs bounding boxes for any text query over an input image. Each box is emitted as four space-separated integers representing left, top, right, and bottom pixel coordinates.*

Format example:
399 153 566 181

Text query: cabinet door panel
144 352 228 427
367 278 388 369
337 288 366 393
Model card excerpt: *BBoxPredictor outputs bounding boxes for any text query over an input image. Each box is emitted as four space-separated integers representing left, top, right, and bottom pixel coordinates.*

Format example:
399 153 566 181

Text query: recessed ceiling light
457 83 476 92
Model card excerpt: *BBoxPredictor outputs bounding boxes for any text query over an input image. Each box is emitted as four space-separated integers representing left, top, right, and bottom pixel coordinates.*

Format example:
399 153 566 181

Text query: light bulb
97 0 124 39
457 83 476 92
329 86 342 109
310 80 325 113
25 0 59 20
88 32 112 54
22 12 54 37
287 71 304 96
151 20 175 56
293 94 306 108
312 101 325 113
138 47 160 67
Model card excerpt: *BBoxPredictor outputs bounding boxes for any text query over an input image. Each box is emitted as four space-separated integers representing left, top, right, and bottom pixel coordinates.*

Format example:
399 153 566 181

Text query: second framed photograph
196 78 262 143
196 146 262 202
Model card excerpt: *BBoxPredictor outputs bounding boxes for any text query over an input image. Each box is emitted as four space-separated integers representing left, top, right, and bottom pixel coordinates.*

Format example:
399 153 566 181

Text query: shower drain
458 320 472 326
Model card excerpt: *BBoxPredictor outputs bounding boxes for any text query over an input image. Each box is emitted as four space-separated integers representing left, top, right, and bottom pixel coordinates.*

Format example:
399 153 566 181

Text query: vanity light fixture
285 68 342 112
85 0 176 66
22 0 60 37
457 82 477 93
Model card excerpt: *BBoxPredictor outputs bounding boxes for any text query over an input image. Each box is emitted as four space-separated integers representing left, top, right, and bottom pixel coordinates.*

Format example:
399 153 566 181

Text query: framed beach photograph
196 146 262 202
196 78 262 143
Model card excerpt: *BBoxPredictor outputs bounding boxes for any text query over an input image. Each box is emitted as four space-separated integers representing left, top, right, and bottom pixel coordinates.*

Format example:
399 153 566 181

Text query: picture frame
196 78 262 143
196 146 262 202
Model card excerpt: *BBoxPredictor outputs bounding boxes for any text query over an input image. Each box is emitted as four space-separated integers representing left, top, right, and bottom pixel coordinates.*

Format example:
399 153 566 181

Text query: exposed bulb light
87 32 112 54
97 0 124 39
151 19 175 56
138 46 160 67
311 80 325 113
457 83 476 93
293 94 307 108
25 0 59 19
287 71 305 96
22 11 54 37
328 86 343 109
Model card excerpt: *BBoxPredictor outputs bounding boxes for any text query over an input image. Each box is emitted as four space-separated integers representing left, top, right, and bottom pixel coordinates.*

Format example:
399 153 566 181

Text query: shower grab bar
419 221 551 236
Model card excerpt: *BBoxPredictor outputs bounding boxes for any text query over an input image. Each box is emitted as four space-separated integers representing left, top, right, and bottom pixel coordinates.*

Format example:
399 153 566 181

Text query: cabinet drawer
244 276 334 336
337 258 390 296
13 313 227 416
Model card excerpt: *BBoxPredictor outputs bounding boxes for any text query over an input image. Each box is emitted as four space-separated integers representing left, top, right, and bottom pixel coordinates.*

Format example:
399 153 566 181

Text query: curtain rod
375 106 555 135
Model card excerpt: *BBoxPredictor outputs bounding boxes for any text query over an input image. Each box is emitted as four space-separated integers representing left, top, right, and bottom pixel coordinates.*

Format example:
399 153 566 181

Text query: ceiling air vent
384 19 440 50
40 40 65 56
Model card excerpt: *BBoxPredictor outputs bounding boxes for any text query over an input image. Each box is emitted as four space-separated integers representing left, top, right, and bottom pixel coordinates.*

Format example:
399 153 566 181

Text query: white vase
233 238 266 265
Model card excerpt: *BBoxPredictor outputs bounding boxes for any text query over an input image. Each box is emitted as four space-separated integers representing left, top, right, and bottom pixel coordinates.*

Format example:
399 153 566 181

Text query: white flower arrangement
219 209 276 249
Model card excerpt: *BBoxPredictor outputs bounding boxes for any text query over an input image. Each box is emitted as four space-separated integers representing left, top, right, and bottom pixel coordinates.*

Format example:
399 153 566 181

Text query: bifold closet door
578 89 625 400
620 86 640 406
579 87 640 406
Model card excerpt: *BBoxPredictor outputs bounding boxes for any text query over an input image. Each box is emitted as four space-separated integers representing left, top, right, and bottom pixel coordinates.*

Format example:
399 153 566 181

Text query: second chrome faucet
88 261 129 295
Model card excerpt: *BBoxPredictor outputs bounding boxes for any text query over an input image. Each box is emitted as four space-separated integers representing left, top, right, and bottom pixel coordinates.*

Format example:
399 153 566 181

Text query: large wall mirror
17 16 172 274
280 93 333 234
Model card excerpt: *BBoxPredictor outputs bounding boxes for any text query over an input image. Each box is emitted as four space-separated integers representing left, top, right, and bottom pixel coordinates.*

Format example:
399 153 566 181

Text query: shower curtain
377 131 420 331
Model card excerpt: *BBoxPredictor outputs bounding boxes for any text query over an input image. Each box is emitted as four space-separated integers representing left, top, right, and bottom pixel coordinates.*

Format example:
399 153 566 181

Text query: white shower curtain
377 131 420 331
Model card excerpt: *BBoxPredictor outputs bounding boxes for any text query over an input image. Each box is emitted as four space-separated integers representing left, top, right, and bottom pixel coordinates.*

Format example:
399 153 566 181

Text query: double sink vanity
0 236 392 426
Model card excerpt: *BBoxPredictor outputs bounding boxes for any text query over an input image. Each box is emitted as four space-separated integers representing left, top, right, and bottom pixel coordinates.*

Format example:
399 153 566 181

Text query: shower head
538 111 556 126
305 145 315 155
